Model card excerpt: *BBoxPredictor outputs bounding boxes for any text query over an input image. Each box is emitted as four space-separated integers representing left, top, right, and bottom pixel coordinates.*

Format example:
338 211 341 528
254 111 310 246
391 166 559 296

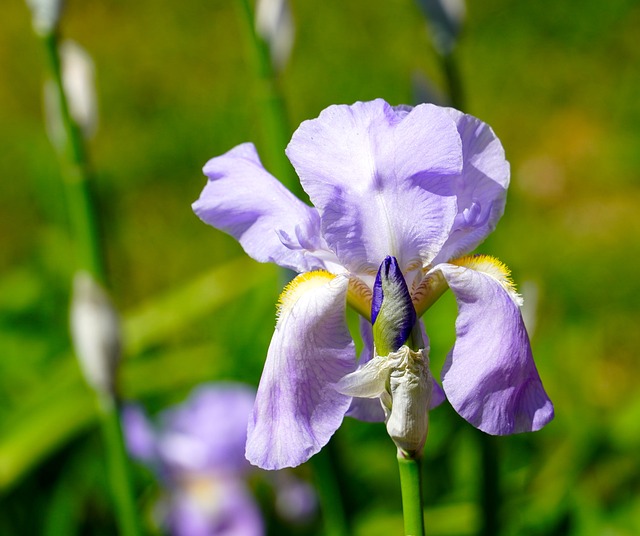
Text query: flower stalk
235 0 304 201
397 453 425 536
33 21 141 536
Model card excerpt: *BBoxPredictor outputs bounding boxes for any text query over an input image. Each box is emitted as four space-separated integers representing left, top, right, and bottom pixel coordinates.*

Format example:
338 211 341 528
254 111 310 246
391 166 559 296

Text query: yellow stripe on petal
451 255 524 306
277 271 336 318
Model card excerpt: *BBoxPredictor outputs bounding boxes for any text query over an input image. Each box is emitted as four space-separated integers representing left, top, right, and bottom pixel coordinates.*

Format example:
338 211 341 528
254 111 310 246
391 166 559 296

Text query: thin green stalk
309 441 350 536
478 432 500 536
98 396 143 536
441 51 465 112
39 30 141 535
41 31 105 283
234 0 305 201
397 453 425 536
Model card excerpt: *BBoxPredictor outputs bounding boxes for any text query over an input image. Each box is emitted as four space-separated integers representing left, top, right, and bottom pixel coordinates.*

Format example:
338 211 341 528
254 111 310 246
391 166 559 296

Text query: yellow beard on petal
277 271 336 318
451 254 523 305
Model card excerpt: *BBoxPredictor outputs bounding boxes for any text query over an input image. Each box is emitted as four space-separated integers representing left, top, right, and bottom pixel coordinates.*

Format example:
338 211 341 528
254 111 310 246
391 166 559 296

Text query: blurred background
1 0 639 534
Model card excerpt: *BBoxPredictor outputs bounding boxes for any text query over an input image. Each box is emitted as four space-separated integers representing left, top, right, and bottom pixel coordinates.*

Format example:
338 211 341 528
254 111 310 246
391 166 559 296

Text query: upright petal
246 273 356 469
193 143 331 273
433 110 510 264
286 100 461 275
435 263 554 435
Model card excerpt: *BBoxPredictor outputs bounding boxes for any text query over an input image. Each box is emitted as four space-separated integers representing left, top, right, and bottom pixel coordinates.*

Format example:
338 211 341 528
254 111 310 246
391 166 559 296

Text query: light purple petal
246 275 356 469
286 99 461 275
432 109 510 264
436 264 554 434
166 478 264 536
193 143 331 273
158 384 256 476
122 404 157 464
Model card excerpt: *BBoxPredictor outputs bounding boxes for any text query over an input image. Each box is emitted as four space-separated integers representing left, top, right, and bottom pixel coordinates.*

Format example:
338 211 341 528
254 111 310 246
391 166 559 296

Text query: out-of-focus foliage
1 0 639 534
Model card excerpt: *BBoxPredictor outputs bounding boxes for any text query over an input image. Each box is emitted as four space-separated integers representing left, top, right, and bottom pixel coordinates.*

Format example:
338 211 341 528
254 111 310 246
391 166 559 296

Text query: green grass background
1 0 639 534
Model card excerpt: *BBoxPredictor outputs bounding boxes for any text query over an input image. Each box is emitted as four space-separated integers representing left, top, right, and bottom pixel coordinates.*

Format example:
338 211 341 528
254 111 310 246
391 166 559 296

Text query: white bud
255 0 294 71
26 0 65 35
70 272 121 396
336 345 433 456
44 40 98 150
384 346 432 455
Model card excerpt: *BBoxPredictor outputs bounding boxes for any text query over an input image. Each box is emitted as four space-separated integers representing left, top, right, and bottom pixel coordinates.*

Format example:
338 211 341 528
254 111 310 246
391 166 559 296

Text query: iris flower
124 384 317 536
193 99 554 470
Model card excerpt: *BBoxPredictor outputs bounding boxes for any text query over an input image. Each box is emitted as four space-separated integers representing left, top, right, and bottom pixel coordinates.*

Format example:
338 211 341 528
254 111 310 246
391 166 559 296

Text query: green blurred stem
98 395 143 536
310 442 350 536
234 0 305 201
440 51 465 112
40 31 139 535
478 433 500 536
397 453 425 536
41 31 105 284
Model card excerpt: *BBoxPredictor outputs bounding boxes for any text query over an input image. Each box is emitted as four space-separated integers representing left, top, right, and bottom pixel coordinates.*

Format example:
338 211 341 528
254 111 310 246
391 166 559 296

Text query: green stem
440 51 465 111
234 0 306 201
309 442 350 536
478 433 500 536
41 31 105 284
39 30 140 535
99 395 143 536
397 453 425 536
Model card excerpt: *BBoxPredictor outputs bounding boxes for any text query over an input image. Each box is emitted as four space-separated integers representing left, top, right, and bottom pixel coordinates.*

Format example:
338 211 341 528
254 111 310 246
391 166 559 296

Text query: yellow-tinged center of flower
277 270 336 318
452 254 522 305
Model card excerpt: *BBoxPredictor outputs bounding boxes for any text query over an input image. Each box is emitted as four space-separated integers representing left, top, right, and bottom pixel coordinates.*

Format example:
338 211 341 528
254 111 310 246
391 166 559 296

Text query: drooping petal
432 109 510 264
435 262 554 435
286 99 461 275
246 272 356 469
193 143 332 273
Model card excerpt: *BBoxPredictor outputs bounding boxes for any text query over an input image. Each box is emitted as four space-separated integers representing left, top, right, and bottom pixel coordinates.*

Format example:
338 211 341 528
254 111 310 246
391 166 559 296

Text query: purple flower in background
193 99 554 469
123 384 315 536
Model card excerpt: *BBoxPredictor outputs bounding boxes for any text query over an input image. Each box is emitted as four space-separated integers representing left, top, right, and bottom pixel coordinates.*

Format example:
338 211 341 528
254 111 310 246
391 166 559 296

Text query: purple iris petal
166 478 264 536
246 275 356 469
432 109 510 264
437 264 554 434
193 143 329 273
286 99 461 274
157 384 256 476
122 405 157 464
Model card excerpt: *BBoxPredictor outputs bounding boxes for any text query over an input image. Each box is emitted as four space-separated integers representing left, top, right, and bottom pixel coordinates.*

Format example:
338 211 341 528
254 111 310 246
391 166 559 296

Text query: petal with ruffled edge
193 143 333 273
435 261 554 435
432 109 510 265
287 99 461 276
246 272 356 469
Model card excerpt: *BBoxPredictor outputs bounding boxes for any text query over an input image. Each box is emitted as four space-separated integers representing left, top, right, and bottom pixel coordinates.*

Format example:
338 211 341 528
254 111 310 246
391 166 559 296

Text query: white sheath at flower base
70 272 121 397
336 345 433 456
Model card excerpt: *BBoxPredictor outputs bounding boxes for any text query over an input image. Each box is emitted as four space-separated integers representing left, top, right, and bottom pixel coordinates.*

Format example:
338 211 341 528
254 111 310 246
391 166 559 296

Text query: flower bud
70 272 121 397
255 0 294 71
371 256 417 356
44 40 98 151
336 344 433 457
25 0 65 35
